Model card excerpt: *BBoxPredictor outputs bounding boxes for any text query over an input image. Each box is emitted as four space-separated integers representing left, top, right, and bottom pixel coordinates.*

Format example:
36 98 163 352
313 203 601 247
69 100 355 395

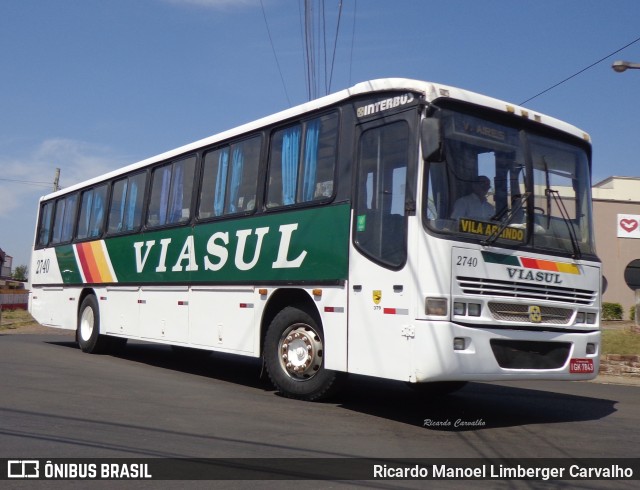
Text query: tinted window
147 156 196 227
77 184 108 240
267 113 338 208
108 172 146 234
36 201 54 247
199 135 261 219
51 194 78 245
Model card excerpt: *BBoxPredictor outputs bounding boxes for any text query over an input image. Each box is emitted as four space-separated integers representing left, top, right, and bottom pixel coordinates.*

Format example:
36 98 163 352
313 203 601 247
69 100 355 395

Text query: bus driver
451 175 495 220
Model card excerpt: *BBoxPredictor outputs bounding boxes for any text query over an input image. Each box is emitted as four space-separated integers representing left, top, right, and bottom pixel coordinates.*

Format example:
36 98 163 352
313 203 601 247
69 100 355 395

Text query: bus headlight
453 302 466 316
467 303 482 317
426 297 448 316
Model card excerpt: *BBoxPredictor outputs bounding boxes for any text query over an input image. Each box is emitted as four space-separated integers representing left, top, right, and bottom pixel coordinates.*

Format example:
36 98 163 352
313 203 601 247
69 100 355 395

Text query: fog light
468 303 481 317
586 343 596 355
575 312 585 324
453 337 466 350
586 313 596 324
426 298 448 316
454 302 466 316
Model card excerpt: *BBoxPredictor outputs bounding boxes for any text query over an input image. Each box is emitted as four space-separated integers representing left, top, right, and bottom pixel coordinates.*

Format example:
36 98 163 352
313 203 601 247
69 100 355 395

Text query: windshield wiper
545 188 582 259
482 192 530 246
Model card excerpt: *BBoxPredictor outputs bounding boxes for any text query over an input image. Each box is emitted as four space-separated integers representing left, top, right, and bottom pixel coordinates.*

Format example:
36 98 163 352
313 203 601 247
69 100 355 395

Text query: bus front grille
490 340 571 369
456 276 596 305
488 303 572 324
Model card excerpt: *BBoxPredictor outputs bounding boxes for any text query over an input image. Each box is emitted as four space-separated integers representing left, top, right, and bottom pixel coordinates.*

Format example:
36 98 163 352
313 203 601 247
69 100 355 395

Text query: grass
601 329 640 356
0 308 38 329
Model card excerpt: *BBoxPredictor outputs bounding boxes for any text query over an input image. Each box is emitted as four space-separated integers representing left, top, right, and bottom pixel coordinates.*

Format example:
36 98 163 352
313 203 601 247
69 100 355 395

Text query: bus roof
41 78 590 201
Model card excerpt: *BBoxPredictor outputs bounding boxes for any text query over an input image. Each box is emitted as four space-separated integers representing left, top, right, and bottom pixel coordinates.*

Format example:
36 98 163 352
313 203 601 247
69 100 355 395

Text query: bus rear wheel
264 306 341 401
77 295 110 354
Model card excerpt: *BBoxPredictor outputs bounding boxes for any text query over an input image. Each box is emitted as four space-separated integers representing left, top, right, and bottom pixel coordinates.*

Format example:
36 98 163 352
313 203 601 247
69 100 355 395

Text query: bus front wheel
264 306 341 401
77 295 110 354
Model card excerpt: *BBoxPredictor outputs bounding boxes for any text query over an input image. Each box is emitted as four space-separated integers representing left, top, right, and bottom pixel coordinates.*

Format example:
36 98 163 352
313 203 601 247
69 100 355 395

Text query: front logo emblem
373 290 382 305
528 305 542 323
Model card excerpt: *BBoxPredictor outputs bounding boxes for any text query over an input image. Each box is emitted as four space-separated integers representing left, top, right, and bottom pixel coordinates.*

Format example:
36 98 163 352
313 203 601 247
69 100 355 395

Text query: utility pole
53 168 61 192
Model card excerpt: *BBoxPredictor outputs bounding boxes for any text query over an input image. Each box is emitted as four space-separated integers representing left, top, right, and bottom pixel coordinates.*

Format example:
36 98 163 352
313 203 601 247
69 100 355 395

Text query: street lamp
612 60 640 73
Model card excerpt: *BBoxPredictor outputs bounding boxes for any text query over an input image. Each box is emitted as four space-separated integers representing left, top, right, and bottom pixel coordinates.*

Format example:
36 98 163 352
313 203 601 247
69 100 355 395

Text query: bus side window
77 184 108 240
147 156 196 227
267 113 337 208
299 113 338 202
50 194 78 245
199 147 229 218
36 201 54 247
199 135 262 219
226 135 261 213
108 172 146 234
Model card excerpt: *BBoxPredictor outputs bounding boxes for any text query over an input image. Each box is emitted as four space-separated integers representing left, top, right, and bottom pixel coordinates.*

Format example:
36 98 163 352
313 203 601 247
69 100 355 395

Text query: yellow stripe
556 262 580 274
90 240 114 282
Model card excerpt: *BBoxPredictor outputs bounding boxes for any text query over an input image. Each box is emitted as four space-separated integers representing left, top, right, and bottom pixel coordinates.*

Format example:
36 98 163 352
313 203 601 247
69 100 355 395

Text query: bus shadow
47 339 272 391
119 341 274 391
46 339 617 431
334 375 618 431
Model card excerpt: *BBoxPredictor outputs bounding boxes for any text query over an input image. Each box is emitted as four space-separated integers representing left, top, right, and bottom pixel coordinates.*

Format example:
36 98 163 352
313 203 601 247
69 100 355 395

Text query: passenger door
348 116 417 380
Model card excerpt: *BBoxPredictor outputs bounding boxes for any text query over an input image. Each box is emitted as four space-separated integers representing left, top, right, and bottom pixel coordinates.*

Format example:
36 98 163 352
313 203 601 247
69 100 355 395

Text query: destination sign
458 218 525 243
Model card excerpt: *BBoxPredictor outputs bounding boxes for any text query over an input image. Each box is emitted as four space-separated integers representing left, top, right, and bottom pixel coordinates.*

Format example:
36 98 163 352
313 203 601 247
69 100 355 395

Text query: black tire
77 295 110 354
264 306 342 401
407 381 468 397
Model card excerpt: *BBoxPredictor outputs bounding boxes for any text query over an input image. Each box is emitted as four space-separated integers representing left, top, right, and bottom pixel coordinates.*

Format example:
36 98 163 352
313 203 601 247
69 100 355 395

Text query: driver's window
354 121 409 268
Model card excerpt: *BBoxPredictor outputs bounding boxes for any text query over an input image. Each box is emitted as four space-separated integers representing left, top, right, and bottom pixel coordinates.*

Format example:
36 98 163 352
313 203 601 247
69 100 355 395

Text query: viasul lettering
507 267 563 284
133 223 308 275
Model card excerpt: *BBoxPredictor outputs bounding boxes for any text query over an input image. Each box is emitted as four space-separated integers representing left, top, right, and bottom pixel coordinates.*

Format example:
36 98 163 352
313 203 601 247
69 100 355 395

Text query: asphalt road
1 330 638 489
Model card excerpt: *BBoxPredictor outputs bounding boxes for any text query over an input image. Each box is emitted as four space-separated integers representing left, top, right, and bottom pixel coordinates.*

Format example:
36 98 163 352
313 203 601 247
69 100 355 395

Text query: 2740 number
456 256 478 267
35 258 50 274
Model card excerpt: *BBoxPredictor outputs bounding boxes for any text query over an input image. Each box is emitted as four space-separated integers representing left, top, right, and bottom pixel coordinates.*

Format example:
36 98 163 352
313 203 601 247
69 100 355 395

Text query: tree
12 265 28 281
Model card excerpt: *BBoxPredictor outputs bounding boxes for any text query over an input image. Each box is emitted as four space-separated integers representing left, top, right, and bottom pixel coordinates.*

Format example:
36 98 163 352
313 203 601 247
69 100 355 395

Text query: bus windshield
424 109 596 257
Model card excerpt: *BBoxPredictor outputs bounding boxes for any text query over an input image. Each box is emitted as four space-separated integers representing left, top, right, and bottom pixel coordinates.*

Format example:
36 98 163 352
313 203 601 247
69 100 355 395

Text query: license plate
570 358 594 374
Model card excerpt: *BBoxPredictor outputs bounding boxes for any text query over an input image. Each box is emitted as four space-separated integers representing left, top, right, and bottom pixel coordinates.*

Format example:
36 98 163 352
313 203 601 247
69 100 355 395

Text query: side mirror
421 118 444 162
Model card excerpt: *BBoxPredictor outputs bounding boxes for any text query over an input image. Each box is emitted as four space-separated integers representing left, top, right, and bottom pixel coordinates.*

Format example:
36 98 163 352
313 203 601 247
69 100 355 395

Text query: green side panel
55 245 82 284
481 251 520 267
105 203 351 284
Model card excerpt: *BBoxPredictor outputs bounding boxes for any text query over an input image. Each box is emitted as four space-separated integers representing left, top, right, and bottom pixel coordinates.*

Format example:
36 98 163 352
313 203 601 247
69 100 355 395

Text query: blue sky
2 0 640 271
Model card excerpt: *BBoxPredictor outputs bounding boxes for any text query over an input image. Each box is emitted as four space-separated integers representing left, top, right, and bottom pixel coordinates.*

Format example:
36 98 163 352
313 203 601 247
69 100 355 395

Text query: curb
598 354 640 384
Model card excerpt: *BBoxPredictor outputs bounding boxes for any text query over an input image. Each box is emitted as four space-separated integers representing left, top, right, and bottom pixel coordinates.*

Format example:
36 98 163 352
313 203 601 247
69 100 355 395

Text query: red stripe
76 243 95 282
520 257 538 269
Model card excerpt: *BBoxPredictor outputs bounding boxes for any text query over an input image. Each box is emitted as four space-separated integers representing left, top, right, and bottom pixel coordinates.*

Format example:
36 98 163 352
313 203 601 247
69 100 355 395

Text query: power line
301 0 347 100
327 0 343 93
520 35 640 105
321 0 328 95
348 0 357 87
259 0 292 106
305 0 317 100
0 177 52 188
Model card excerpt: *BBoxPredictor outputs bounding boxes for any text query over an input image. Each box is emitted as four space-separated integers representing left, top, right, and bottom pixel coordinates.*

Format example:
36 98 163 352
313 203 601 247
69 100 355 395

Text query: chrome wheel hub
278 323 323 380
80 307 94 342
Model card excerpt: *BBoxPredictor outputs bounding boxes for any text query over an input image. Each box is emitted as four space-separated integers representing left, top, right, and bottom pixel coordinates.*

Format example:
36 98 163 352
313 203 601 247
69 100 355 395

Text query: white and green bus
29 78 601 400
